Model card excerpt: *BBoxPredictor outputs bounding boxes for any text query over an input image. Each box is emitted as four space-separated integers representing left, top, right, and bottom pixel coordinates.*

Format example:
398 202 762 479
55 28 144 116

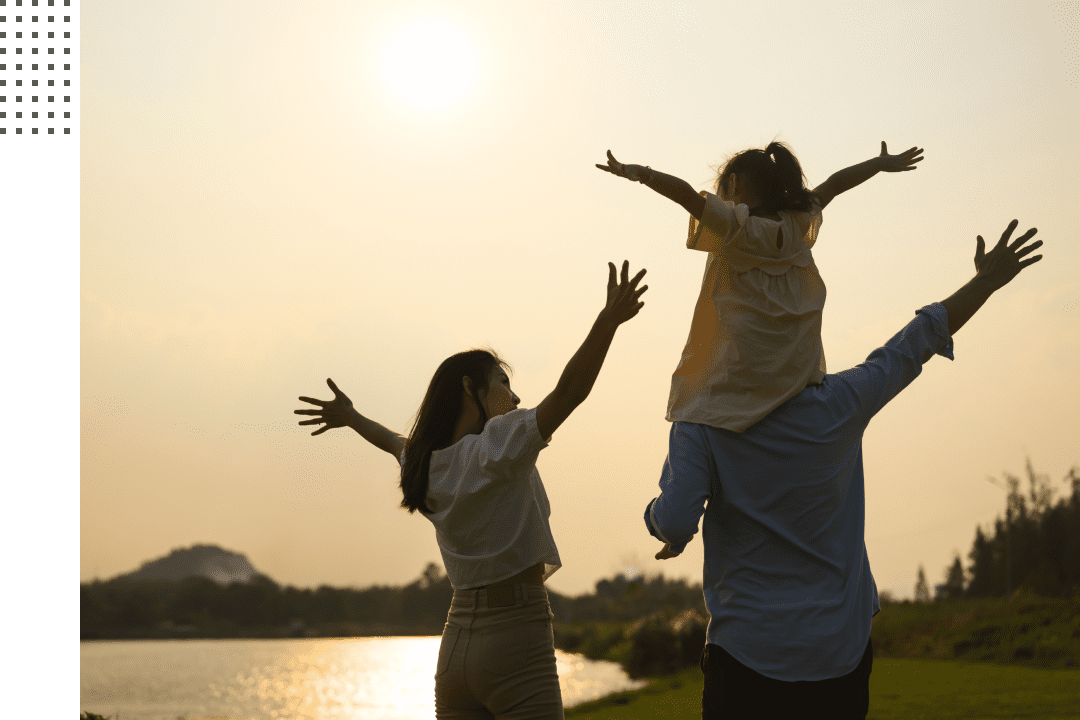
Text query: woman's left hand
877 141 924 172
596 150 651 182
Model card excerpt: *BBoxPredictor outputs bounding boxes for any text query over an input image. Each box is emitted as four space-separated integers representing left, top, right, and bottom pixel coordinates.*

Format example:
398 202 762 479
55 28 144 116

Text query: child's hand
596 150 651 183
296 378 357 436
655 543 681 560
877 141 924 172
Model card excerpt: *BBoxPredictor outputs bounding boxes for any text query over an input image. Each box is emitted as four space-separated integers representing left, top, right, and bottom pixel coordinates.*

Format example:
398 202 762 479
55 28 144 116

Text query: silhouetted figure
297 261 648 719
643 219 1042 719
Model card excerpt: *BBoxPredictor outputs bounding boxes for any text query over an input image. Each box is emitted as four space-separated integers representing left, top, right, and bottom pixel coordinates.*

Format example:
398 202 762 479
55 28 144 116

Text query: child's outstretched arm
296 378 406 458
597 150 707 220
813 141 923 209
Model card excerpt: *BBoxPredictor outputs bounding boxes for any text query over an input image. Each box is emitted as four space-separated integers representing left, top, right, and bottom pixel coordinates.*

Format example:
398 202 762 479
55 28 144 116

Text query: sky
13 1 1079 608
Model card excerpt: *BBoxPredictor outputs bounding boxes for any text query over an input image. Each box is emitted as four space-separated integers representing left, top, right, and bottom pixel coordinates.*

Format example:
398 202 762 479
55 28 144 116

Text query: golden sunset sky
73 0 1078 600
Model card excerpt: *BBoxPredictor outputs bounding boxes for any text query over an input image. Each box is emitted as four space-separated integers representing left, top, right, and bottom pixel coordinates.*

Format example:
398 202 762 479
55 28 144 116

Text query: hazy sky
76 0 1079 600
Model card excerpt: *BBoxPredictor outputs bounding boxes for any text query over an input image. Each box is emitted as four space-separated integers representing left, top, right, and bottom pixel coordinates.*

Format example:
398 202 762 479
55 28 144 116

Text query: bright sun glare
381 19 479 110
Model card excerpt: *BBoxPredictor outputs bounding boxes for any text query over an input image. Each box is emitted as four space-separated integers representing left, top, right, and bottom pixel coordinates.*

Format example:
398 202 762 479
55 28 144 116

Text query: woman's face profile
480 367 520 419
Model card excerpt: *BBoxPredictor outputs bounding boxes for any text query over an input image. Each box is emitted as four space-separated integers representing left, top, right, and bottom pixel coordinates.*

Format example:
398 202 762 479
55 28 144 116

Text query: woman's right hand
295 378 357 436
596 150 651 182
601 260 648 326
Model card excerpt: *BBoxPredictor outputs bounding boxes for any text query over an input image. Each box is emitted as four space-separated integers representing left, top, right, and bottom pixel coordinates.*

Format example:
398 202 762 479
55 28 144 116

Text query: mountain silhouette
114 544 271 585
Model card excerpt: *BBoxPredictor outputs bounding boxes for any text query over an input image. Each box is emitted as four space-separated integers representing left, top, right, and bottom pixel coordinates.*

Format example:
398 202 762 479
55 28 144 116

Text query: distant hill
114 544 271 585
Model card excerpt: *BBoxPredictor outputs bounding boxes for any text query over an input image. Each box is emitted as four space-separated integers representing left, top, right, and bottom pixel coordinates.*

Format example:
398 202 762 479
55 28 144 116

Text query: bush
622 609 708 679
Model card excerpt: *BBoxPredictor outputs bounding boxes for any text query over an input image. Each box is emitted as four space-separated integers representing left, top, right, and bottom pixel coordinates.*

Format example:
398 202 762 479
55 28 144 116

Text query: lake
81 637 648 720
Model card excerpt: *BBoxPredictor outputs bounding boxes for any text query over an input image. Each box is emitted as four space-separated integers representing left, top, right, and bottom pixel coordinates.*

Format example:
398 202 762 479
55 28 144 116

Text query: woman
295 260 647 719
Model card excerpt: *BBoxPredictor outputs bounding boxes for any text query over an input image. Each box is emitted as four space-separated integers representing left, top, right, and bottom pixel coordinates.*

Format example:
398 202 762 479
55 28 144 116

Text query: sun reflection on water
83 637 646 720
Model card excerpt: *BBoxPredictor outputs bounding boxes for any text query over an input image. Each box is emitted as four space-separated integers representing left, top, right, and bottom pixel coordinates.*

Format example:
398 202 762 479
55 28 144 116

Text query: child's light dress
666 190 826 432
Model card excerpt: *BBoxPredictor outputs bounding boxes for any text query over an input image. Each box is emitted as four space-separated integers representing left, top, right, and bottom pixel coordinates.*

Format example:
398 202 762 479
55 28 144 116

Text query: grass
565 659 1080 719
565 597 1080 718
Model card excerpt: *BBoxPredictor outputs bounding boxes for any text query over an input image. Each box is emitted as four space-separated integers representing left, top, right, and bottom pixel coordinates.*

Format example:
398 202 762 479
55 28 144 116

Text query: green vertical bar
0 2 78 716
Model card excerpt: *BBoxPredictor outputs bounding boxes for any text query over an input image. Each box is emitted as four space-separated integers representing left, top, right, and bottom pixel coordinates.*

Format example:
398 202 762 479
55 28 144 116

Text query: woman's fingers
296 396 326 407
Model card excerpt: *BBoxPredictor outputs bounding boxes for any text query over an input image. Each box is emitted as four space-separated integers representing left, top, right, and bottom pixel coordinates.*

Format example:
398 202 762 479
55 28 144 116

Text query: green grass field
565 659 1080 719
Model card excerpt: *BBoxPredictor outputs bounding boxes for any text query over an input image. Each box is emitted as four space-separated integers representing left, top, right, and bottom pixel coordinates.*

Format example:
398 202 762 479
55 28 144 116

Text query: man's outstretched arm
840 220 1043 425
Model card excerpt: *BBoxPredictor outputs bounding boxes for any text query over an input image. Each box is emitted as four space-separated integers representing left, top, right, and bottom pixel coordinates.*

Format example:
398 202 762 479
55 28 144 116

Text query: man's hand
975 219 1043 291
940 219 1044 336
601 260 648 326
596 150 651 183
296 378 357 436
655 543 681 560
876 141 924 172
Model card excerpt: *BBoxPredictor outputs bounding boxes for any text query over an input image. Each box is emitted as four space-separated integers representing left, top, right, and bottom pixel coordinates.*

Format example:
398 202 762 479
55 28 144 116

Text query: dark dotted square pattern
0 0 73 136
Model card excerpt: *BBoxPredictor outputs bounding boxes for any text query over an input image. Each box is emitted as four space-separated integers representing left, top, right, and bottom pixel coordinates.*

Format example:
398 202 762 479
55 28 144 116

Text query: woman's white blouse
414 407 561 590
667 191 827 432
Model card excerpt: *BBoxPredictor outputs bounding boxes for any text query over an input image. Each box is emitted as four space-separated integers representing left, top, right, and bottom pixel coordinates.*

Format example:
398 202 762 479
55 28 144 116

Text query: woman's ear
462 376 485 409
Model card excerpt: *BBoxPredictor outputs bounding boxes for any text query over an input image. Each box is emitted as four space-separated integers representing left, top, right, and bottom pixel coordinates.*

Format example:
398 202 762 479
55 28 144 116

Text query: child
597 140 923 433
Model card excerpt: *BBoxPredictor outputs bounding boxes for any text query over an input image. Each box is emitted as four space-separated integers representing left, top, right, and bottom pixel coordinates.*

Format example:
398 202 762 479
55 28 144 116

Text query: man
644 220 1043 719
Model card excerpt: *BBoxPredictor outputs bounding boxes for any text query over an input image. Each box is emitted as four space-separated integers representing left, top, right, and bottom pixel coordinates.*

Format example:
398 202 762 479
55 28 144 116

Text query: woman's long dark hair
715 140 816 214
400 348 511 514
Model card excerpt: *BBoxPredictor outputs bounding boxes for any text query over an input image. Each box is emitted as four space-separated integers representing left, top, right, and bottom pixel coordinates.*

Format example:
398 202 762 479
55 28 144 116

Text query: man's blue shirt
644 304 954 681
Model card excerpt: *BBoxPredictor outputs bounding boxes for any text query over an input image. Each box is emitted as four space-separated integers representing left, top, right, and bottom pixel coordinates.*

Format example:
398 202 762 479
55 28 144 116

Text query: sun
380 19 479 110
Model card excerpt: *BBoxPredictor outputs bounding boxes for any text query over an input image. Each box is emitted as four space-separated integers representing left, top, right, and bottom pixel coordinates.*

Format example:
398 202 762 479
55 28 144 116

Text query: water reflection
81 637 647 720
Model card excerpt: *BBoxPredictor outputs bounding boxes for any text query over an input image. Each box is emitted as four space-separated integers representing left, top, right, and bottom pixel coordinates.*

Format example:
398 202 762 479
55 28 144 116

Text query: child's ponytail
717 141 816 214
764 142 815 213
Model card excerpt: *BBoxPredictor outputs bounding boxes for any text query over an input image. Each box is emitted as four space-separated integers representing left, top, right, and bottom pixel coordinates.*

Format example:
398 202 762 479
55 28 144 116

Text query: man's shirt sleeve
643 423 715 554
643 498 688 553
833 303 955 426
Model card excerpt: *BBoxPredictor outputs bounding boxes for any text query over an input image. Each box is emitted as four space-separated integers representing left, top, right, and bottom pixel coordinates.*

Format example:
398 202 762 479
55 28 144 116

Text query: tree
935 554 965 601
914 564 931 603
965 526 999 597
1026 456 1054 520
964 460 1080 599
418 562 443 590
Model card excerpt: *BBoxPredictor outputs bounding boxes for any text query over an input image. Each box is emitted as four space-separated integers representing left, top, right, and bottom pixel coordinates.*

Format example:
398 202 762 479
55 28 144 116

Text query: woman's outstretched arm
597 150 706 220
813 141 923 209
534 260 648 441
296 378 406 458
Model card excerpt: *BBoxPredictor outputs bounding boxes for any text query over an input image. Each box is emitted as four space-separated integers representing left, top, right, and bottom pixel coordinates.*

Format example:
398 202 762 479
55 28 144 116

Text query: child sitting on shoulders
597 140 923 432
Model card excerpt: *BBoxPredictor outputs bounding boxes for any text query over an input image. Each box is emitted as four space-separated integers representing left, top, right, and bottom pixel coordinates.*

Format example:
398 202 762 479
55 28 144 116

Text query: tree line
915 459 1080 602
80 561 705 640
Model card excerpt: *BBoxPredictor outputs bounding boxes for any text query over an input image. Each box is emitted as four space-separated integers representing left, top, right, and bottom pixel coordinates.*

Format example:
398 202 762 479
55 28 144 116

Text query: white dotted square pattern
0 143 76 250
